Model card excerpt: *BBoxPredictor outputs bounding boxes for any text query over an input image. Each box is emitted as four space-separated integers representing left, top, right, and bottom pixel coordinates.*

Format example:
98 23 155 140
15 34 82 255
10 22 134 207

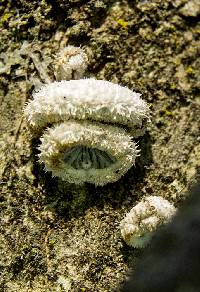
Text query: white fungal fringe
54 46 88 81
120 196 176 248
24 78 150 134
39 120 139 186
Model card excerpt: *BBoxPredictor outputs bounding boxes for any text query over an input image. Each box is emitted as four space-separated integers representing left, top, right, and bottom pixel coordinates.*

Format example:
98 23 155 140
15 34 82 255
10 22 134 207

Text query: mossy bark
0 0 200 291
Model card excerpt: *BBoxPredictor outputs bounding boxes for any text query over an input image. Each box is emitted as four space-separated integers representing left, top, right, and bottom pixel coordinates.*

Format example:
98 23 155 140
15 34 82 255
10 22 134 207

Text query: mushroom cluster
24 46 150 185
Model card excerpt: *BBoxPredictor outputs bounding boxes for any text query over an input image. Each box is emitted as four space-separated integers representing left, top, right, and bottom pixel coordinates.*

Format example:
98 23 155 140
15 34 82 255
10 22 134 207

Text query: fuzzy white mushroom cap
24 78 150 136
54 46 88 81
24 77 150 185
39 120 139 186
120 196 176 248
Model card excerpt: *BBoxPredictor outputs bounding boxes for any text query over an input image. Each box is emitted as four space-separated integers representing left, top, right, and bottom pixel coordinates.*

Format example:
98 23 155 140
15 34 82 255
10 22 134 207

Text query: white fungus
24 45 150 186
120 196 176 248
24 78 149 134
54 46 88 81
24 78 149 185
39 120 139 186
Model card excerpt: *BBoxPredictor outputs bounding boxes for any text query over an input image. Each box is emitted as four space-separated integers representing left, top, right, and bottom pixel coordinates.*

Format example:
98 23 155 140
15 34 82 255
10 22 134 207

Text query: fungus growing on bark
120 196 176 248
24 78 150 185
24 78 149 185
38 120 139 185
24 44 150 186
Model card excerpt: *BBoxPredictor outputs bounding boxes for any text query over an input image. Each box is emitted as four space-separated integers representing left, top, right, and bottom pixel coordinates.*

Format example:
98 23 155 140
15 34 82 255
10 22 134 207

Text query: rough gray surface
0 0 200 291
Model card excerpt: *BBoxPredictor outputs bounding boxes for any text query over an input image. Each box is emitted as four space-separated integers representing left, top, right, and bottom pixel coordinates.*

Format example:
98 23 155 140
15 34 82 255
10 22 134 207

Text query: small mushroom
53 45 88 81
120 196 176 248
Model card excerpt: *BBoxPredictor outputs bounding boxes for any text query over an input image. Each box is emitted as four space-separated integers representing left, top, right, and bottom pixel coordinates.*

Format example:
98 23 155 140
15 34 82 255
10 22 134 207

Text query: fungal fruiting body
54 46 88 81
120 196 176 248
39 121 138 185
24 78 149 185
24 79 149 134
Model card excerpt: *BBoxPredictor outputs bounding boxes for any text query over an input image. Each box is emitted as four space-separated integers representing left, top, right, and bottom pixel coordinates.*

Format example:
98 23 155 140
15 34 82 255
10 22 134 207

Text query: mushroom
24 44 150 186
120 196 176 248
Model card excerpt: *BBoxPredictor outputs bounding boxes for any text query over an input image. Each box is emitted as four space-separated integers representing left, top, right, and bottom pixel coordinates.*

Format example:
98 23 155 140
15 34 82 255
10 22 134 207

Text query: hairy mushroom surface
120 196 176 248
24 78 149 185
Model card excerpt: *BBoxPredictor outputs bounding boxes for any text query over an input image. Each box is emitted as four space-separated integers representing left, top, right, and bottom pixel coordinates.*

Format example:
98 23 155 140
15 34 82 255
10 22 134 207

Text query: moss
168 25 177 32
2 12 12 23
170 83 176 90
116 19 129 30
160 107 173 117
186 67 194 75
